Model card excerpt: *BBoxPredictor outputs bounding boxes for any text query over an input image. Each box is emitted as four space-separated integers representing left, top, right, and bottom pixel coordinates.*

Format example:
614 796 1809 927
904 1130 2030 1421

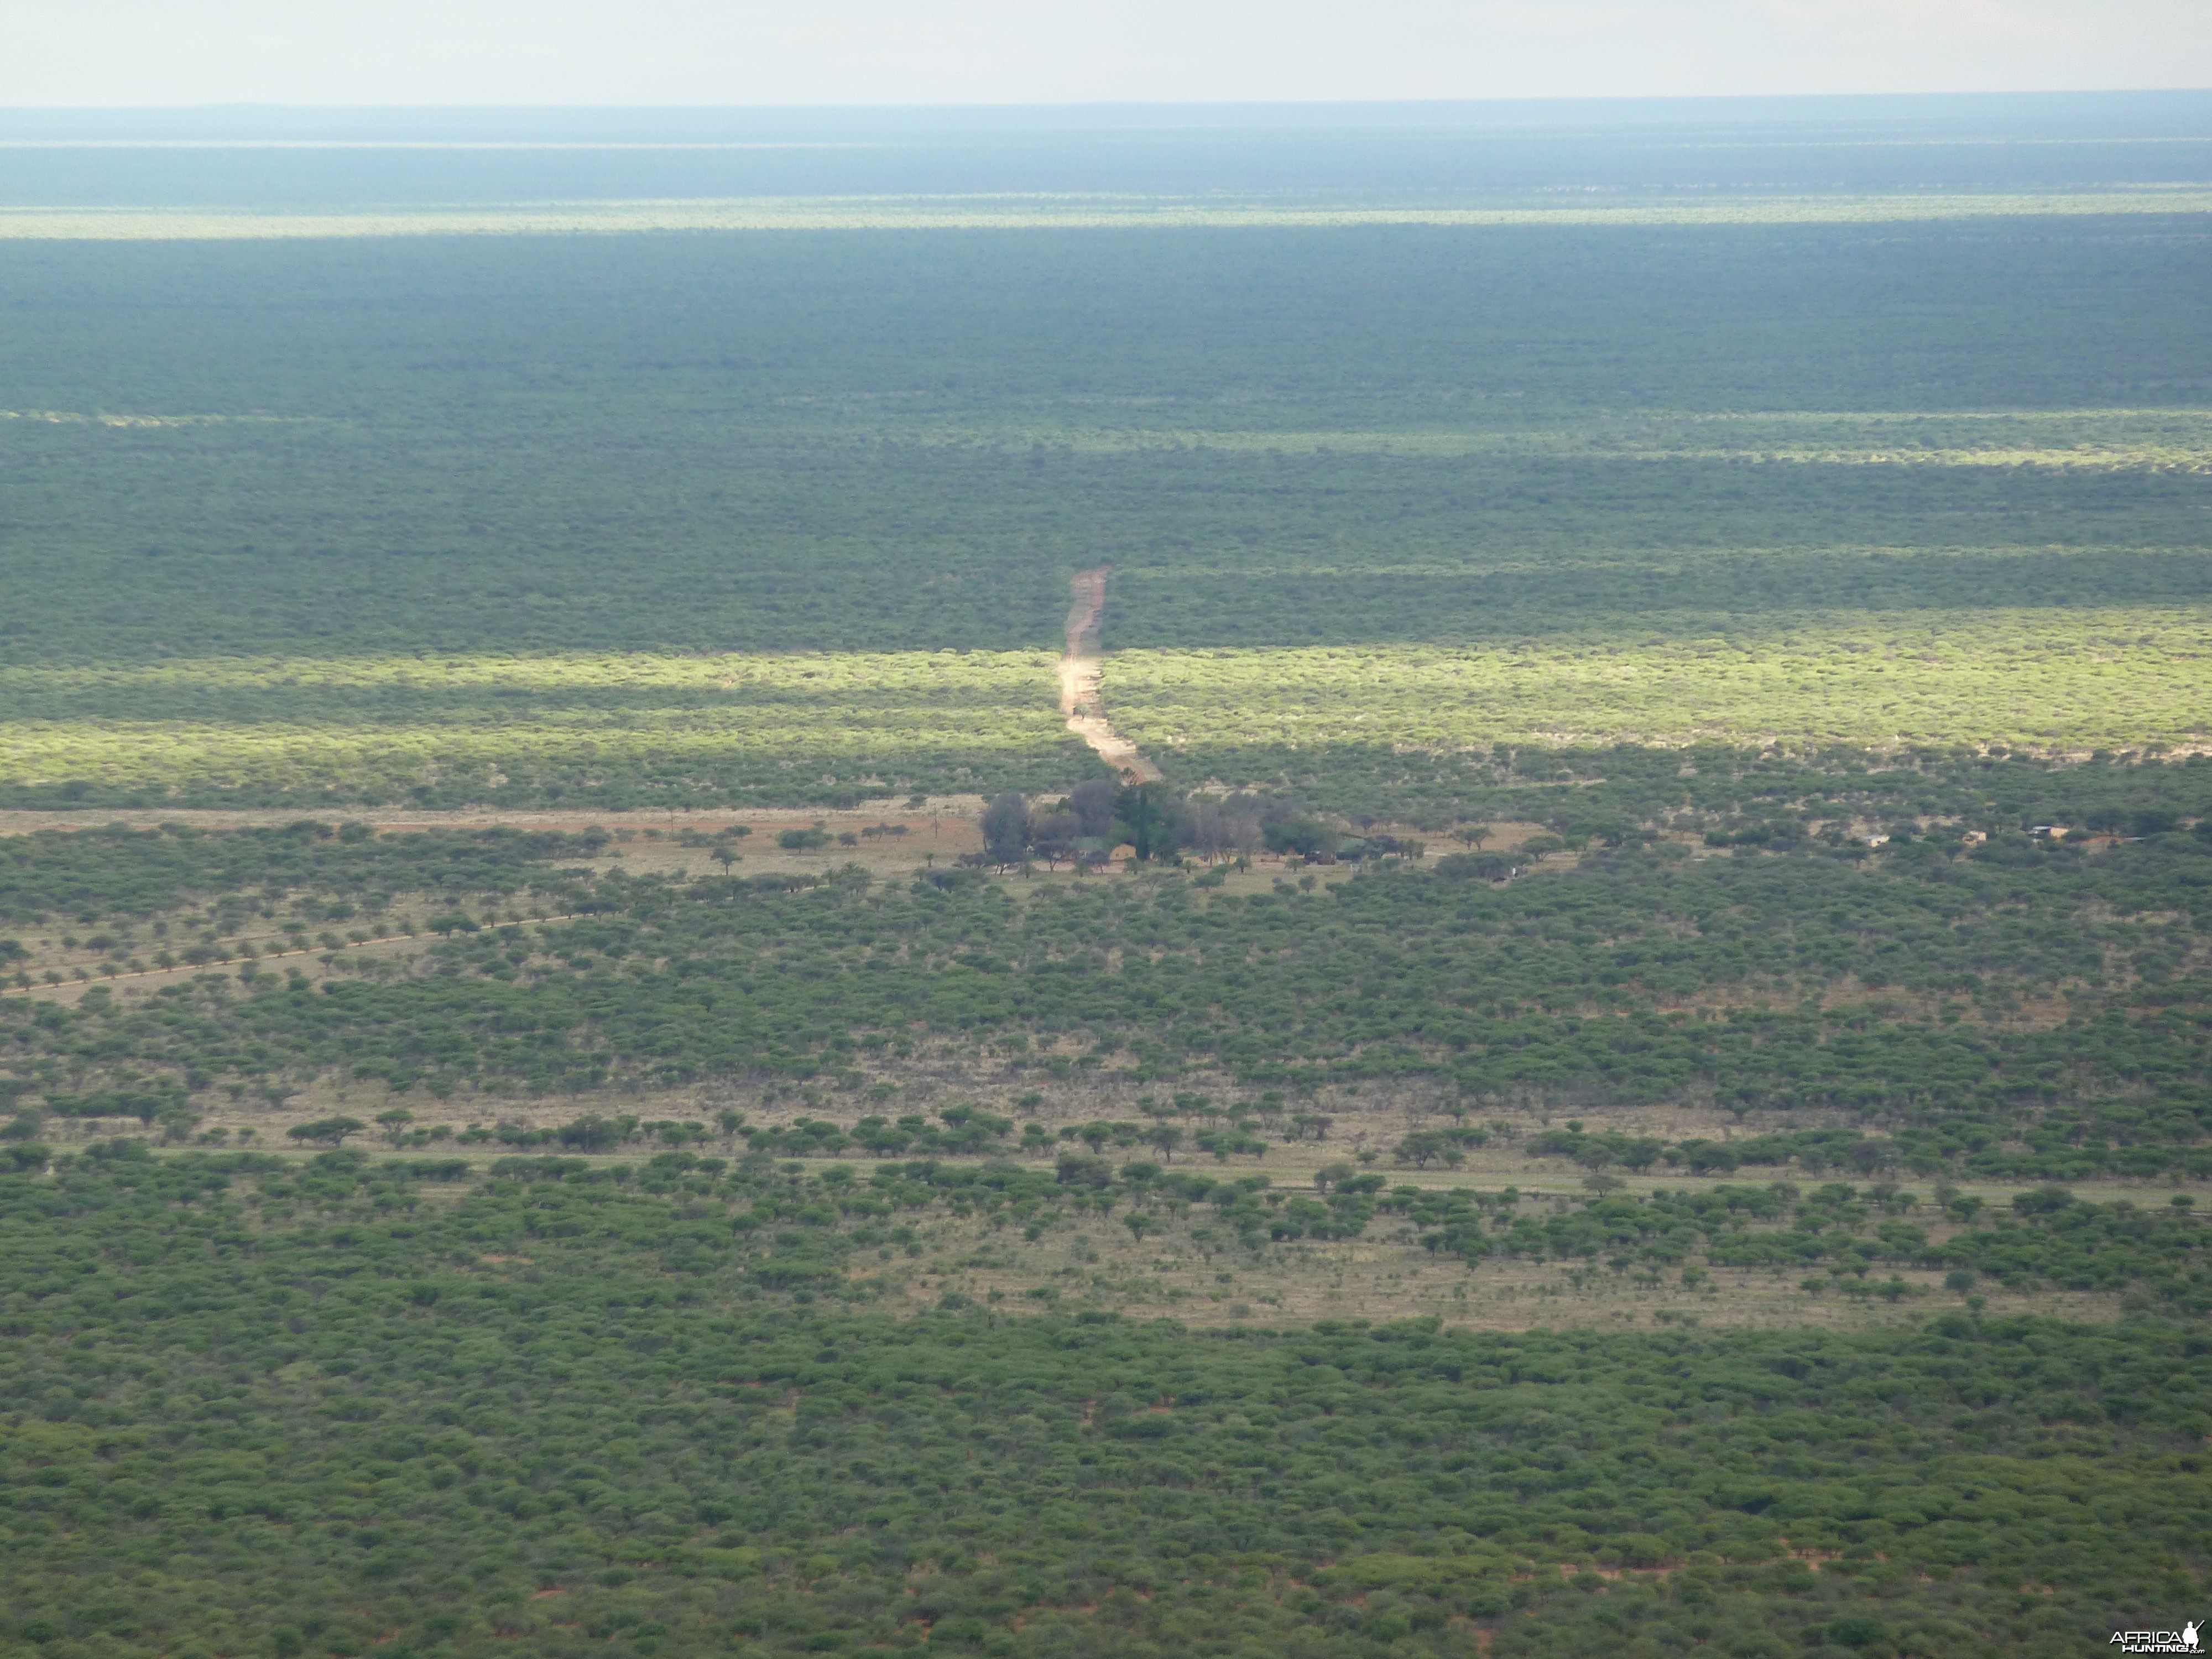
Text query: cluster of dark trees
973 780 1120 869
969 782 1430 871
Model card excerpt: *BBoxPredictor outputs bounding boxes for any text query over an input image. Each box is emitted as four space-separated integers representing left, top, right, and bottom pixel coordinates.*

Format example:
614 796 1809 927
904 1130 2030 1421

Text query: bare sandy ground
0 801 990 836
1060 566 1162 783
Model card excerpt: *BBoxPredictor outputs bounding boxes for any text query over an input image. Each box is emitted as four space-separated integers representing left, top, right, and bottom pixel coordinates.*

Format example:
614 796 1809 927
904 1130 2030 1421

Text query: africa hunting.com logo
2110 1621 2201 1654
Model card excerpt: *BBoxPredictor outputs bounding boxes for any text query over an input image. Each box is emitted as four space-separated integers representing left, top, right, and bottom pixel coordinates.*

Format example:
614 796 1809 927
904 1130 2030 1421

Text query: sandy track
1060 567 1162 783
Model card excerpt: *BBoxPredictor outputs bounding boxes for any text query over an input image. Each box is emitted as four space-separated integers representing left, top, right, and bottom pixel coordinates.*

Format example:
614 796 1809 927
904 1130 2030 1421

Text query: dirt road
1060 567 1162 783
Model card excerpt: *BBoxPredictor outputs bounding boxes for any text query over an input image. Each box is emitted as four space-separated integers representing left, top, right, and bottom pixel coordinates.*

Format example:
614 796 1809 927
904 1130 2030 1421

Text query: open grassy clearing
34 1135 2149 1337
555 1188 2140 1337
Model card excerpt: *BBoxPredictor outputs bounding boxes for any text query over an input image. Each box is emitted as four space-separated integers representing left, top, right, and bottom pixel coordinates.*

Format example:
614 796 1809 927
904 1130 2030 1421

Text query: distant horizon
4 88 2209 138
7 0 2207 109
7 86 2205 220
7 87 2210 112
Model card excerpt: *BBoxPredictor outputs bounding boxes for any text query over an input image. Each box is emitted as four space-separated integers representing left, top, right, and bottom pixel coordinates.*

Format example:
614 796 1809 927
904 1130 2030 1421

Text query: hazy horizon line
6 87 2209 119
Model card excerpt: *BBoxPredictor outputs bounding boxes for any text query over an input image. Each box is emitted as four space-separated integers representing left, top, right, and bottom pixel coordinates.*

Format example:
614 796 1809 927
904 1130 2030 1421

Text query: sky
1 0 2205 107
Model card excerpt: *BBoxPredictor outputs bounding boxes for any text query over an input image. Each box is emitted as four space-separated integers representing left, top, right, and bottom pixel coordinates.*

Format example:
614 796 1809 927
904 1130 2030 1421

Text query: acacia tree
288 1117 365 1147
1070 780 1117 839
1029 811 1080 870
1397 1132 1449 1169
559 1115 623 1152
982 794 1031 868
1114 784 1178 862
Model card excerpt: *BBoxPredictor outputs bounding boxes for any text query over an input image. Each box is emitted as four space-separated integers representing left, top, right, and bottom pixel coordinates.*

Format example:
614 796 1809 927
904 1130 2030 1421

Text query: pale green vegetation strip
2 189 2209 239
0 649 1055 697
1624 446 2211 471
0 410 320 429
1104 608 2212 756
1109 550 2212 582
19 406 2212 466
12 404 2208 470
8 611 2211 794
865 408 2212 472
0 649 1066 791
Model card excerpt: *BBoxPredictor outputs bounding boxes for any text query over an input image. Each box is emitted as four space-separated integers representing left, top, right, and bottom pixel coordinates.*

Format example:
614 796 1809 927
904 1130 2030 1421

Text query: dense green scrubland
1 1147 2206 1659
6 765 2203 1659
0 823 607 927
2 200 2206 808
6 808 2211 1185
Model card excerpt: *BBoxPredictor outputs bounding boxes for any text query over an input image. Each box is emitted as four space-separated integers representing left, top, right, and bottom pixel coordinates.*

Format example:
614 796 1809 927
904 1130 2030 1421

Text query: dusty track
1060 567 1162 783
